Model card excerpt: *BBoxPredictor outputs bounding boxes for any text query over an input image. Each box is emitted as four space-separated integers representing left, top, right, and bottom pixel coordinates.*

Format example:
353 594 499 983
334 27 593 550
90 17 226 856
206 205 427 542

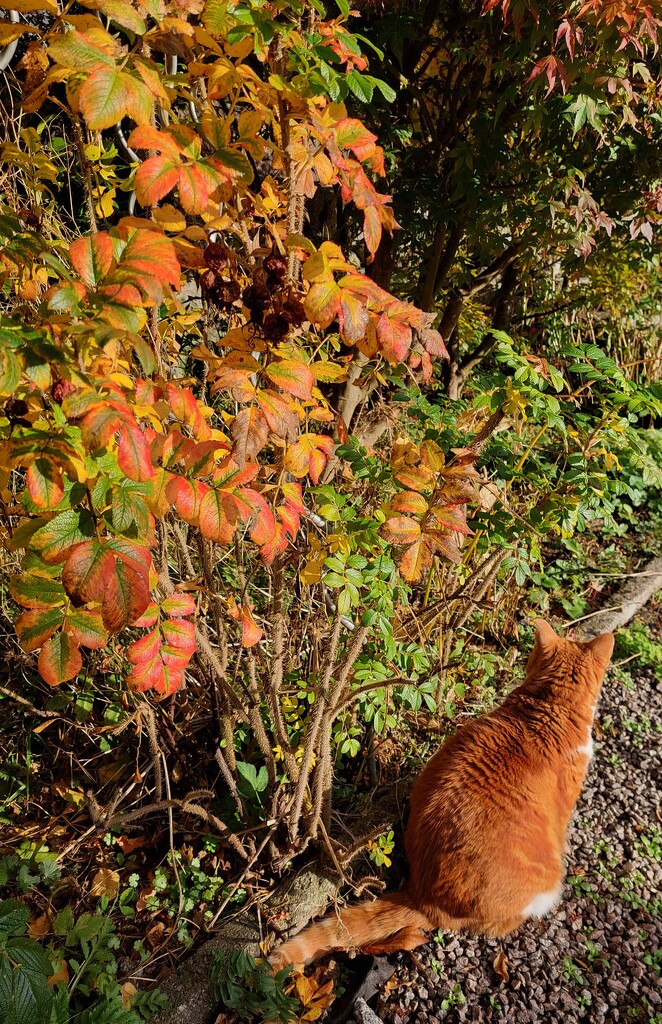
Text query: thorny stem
269 561 298 779
287 612 343 839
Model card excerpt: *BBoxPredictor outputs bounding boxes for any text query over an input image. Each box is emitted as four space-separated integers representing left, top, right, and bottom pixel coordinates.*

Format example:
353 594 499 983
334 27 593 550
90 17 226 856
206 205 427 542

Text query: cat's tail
270 891 433 968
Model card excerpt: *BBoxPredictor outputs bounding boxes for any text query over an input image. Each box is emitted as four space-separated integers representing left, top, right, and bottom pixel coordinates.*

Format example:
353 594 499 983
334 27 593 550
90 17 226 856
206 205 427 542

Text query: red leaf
166 475 209 525
118 424 153 482
103 559 150 631
127 626 160 665
38 631 82 686
161 594 195 617
198 488 238 544
376 313 412 363
62 540 115 605
161 617 196 656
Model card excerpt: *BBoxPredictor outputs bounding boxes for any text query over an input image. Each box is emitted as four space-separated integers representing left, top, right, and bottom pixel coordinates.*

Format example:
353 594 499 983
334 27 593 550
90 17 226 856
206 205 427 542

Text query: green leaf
0 900 30 938
31 510 95 564
0 935 53 1024
9 573 66 610
346 70 373 103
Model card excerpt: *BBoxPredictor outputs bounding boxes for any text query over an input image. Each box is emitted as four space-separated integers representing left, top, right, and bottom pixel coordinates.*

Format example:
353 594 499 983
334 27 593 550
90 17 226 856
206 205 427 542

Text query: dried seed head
263 313 290 341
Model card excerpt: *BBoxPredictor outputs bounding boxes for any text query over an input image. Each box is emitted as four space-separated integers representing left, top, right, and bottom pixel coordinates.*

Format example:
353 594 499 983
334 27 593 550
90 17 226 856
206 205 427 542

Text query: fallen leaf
116 834 148 854
27 912 52 939
89 867 120 899
493 947 510 983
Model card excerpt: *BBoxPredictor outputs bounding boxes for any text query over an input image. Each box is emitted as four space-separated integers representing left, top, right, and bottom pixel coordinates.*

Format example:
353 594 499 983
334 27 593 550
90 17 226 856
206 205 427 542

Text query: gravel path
353 615 662 1024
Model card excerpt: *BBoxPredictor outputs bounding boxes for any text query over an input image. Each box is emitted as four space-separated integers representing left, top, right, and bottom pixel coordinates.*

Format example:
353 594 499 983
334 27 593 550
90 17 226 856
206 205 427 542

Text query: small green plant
634 826 662 863
642 949 662 976
367 831 395 868
210 949 298 1023
615 623 662 676
583 938 610 969
563 956 586 987
439 983 466 1010
0 892 168 1024
567 874 603 905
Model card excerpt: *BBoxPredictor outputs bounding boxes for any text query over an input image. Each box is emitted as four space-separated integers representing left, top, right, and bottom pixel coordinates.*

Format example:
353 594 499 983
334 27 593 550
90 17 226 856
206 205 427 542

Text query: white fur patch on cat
521 885 562 919
576 726 594 759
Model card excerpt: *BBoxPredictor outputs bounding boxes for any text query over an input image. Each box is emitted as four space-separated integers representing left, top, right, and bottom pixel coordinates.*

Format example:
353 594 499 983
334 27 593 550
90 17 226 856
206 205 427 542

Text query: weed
583 938 610 969
563 956 586 986
642 949 662 976
0 896 167 1024
367 831 395 868
634 826 662 862
439 983 466 1010
567 874 603 905
210 949 298 1023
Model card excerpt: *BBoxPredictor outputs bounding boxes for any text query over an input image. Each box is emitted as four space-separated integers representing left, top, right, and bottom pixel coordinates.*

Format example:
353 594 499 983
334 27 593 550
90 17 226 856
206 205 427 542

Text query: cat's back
405 693 559 857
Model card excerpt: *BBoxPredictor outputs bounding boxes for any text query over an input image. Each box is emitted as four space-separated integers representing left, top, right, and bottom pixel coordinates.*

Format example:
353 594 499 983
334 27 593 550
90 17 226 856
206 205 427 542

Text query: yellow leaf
89 867 120 899
121 982 137 1009
152 203 187 233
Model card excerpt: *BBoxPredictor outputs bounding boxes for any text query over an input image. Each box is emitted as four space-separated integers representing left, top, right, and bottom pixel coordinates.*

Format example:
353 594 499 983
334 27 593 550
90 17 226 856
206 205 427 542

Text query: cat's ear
532 619 559 652
586 632 614 666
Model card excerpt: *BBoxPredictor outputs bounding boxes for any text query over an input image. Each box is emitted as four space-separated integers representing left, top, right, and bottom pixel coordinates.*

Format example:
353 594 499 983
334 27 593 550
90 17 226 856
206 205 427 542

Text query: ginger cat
271 620 614 967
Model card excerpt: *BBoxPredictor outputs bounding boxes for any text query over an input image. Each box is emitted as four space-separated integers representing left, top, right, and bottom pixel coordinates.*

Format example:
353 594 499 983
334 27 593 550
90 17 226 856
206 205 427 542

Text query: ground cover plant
0 0 661 1020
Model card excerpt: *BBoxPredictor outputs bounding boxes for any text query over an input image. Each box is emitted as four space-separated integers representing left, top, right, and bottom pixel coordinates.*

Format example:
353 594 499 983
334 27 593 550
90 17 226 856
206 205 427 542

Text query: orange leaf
38 631 83 686
178 162 209 214
389 491 428 515
198 488 238 544
26 458 64 509
398 538 432 582
15 606 65 653
380 516 421 545
70 232 114 288
393 465 435 493
304 279 342 328
134 155 180 207
264 359 314 401
255 389 298 439
230 406 269 463
422 529 463 563
65 608 109 649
